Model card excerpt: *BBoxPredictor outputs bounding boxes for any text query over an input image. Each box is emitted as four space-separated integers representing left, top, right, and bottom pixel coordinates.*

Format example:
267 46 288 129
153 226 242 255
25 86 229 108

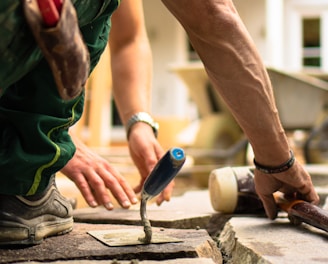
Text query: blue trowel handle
142 147 186 198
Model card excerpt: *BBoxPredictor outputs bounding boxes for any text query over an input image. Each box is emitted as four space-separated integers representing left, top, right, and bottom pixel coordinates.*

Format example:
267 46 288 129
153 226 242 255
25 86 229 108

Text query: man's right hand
254 160 320 219
60 135 138 210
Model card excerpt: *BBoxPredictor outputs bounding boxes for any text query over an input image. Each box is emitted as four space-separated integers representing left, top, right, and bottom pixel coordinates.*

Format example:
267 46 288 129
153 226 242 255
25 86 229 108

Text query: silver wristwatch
126 112 159 139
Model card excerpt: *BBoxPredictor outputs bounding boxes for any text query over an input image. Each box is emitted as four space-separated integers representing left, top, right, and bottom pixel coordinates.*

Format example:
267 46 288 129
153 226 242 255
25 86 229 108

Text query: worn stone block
218 216 328 264
0 223 222 263
73 190 216 230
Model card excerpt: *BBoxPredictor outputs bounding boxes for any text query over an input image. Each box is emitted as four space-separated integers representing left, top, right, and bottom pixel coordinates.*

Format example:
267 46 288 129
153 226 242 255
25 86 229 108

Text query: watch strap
126 112 159 139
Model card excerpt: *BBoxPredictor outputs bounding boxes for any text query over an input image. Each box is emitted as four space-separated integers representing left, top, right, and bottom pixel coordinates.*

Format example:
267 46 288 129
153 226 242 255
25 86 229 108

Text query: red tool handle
37 0 63 27
275 193 328 233
53 0 63 12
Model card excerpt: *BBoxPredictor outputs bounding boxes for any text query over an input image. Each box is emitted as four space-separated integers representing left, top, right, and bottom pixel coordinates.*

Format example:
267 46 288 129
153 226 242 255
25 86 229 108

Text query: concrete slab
73 190 216 229
21 259 216 264
218 216 328 264
0 223 222 263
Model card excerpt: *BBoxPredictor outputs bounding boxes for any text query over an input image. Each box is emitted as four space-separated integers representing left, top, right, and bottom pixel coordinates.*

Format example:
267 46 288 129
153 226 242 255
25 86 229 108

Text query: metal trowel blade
88 229 182 247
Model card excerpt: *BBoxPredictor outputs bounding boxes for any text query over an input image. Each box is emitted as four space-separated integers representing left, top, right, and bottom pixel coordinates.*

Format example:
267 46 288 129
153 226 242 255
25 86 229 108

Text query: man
0 0 319 245
0 0 170 245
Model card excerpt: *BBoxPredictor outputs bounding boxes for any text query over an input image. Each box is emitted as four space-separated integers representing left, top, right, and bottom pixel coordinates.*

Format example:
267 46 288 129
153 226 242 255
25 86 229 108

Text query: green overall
0 0 120 195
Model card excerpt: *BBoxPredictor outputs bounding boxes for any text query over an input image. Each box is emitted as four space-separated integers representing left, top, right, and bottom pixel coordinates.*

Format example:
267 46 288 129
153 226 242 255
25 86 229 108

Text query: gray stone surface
0 223 221 263
21 259 216 264
73 190 216 229
4 189 328 263
218 216 328 264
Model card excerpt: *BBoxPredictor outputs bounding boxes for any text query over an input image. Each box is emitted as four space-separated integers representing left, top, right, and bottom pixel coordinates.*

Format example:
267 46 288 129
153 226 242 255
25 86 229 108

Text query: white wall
143 0 191 118
143 0 268 119
233 0 267 60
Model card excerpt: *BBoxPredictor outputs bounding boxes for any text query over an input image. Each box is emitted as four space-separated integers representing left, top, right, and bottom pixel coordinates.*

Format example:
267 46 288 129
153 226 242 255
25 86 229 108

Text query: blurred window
302 17 321 68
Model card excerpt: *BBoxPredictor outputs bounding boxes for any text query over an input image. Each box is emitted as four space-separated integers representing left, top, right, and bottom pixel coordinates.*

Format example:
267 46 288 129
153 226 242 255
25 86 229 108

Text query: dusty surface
73 190 215 229
2 186 328 263
218 216 328 264
21 259 216 264
0 223 221 263
4 142 328 264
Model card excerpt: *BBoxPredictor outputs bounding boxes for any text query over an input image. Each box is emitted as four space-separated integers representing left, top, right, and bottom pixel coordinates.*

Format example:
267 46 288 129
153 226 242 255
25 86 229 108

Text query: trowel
88 147 186 247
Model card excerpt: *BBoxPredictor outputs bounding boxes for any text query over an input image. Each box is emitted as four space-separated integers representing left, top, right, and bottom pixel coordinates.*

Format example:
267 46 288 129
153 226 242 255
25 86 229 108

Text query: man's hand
60 136 138 210
127 122 175 205
254 160 320 219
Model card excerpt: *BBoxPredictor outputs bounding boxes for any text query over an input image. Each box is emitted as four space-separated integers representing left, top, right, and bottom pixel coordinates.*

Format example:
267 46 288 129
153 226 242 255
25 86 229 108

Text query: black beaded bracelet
253 150 295 174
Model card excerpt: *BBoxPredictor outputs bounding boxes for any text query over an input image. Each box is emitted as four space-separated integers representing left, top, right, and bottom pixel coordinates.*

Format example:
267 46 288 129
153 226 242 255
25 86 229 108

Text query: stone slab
20 258 216 264
88 228 183 246
218 216 328 264
0 223 221 263
73 190 216 229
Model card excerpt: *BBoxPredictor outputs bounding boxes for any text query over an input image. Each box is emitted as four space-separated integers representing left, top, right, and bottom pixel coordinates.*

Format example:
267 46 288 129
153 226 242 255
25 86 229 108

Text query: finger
100 161 139 206
107 179 138 209
133 180 143 194
72 173 99 208
155 192 168 206
118 178 139 205
258 193 278 220
273 161 319 202
129 146 155 181
85 170 114 210
156 180 175 205
297 185 320 205
131 144 164 195
131 159 151 194
100 168 138 208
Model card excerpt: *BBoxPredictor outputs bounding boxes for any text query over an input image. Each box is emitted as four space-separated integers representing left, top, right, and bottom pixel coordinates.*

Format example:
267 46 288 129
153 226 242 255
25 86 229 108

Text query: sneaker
0 175 73 245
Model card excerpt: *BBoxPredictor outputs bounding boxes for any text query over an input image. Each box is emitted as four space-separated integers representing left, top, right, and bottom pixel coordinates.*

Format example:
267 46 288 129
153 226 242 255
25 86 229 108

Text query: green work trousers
0 0 120 195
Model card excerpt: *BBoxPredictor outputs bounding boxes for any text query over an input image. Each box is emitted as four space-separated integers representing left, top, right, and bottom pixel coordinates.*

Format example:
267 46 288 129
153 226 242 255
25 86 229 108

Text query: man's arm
109 0 174 204
109 0 152 124
161 0 319 219
62 0 174 208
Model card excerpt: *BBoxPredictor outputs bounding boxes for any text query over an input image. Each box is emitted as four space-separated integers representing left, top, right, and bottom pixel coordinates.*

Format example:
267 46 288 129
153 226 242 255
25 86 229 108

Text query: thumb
133 181 143 194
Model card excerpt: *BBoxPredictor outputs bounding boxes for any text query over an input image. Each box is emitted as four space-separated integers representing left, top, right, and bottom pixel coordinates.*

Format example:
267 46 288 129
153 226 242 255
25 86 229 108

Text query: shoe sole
0 217 73 245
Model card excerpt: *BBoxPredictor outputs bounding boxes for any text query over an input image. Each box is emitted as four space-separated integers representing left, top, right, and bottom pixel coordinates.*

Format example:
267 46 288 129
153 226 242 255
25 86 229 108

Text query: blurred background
58 0 328 208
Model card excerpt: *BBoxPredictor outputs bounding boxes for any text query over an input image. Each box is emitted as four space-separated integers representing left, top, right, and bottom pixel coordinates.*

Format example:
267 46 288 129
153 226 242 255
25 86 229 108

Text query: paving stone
21 258 216 264
218 216 328 264
73 190 216 229
0 223 222 263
